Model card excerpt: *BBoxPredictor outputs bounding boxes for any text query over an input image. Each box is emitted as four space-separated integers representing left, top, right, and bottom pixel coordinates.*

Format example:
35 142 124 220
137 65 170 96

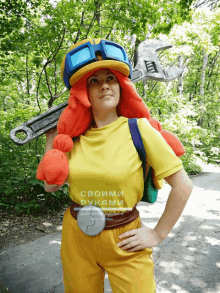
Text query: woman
37 38 193 293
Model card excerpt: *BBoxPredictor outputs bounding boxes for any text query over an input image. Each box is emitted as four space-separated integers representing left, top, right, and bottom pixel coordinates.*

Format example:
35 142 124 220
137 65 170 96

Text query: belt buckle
77 205 106 236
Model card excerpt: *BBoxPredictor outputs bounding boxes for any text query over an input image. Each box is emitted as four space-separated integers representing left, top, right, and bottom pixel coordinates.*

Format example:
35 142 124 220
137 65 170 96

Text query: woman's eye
90 78 98 83
107 75 115 81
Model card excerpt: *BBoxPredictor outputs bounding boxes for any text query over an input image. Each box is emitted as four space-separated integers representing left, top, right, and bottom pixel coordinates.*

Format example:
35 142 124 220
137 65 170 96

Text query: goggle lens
105 44 126 62
70 47 92 67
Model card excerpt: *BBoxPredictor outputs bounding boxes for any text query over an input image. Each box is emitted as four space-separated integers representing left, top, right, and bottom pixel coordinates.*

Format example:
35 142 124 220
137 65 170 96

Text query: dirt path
0 206 68 250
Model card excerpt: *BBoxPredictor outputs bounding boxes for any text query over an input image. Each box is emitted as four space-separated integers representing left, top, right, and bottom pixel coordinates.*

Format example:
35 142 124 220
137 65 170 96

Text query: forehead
88 69 113 78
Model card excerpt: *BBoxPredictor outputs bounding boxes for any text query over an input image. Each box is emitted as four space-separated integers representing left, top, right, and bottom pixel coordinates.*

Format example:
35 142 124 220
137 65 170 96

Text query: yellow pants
61 207 156 293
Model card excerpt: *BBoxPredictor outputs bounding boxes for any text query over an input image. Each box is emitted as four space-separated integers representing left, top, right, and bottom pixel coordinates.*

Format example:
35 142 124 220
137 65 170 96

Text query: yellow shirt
67 116 183 213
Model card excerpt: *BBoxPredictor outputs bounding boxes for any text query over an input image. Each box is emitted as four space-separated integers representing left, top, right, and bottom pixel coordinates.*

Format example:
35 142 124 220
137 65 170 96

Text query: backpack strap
128 118 146 179
128 118 158 203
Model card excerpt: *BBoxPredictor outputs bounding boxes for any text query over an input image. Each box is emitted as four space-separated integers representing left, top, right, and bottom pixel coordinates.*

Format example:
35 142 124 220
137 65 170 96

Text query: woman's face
87 69 120 114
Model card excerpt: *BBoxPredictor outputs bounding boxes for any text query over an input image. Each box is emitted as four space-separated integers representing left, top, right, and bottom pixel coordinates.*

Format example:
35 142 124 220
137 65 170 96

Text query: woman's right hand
44 128 58 154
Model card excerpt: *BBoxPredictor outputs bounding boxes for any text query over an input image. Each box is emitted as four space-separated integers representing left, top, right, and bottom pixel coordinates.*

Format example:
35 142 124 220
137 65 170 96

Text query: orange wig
36 69 185 185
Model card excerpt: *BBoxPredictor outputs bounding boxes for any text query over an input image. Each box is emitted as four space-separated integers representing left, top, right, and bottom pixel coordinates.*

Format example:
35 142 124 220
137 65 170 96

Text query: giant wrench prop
10 39 183 146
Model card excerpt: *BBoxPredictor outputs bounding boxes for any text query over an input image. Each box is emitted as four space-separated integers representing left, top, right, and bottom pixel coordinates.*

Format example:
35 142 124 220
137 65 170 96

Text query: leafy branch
35 27 66 113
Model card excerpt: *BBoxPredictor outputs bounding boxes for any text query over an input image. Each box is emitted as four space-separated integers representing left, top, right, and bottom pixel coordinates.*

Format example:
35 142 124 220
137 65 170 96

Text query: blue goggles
63 40 132 89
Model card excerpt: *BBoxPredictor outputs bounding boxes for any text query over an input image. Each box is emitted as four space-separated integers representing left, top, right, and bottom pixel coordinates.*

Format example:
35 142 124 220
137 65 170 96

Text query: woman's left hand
117 221 162 252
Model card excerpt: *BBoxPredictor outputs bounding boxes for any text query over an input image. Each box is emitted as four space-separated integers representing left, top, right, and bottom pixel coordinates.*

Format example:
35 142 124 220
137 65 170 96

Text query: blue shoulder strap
128 118 158 204
128 118 146 179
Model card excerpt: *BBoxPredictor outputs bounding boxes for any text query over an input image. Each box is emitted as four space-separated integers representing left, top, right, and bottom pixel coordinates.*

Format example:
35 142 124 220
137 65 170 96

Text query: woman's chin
99 101 118 111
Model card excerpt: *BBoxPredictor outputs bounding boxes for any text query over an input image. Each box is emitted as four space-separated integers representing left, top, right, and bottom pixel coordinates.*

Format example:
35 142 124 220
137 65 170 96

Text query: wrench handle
10 102 68 145
131 69 144 83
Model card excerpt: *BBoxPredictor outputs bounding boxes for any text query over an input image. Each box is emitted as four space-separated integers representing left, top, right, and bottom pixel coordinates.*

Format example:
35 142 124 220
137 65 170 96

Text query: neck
92 109 119 128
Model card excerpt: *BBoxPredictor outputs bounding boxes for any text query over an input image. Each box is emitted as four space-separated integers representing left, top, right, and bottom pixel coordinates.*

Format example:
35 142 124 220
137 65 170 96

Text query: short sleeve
138 118 183 180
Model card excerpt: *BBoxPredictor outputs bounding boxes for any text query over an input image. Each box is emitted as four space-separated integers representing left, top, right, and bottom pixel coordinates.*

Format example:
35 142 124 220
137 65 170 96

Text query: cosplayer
37 38 193 293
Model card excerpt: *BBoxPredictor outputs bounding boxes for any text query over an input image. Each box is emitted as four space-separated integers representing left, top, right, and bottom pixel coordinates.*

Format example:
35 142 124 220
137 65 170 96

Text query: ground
1 161 220 293
0 206 68 250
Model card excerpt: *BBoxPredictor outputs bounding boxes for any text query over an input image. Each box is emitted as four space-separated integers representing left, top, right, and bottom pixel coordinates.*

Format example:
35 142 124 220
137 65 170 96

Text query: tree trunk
25 20 30 104
198 52 208 126
54 58 57 96
133 37 141 68
177 55 184 98
206 50 220 91
200 52 208 96
94 0 101 37
26 50 30 104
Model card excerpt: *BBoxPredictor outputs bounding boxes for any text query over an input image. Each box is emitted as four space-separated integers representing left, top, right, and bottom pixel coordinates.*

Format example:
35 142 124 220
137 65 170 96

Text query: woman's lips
100 94 112 99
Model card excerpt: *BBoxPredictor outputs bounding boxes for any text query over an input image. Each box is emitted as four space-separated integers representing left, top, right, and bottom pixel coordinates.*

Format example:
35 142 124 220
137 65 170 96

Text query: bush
0 108 71 215
0 168 71 215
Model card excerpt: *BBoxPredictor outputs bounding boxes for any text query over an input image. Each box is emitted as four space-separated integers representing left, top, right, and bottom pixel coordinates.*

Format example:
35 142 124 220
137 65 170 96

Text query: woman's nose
100 81 110 90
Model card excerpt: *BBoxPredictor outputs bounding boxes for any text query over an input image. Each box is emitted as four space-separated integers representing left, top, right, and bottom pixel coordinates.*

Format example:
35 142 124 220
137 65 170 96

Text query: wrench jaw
131 63 184 83
131 39 184 83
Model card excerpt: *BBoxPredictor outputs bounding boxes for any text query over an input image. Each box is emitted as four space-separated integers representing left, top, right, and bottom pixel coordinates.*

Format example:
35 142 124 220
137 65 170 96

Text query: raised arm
43 129 66 193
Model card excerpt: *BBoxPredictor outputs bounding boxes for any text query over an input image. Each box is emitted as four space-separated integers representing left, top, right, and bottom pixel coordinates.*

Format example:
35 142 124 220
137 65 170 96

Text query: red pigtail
36 73 94 185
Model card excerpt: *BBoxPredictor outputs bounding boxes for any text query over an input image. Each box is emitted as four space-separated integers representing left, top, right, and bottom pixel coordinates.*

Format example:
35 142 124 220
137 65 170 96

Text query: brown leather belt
70 200 140 230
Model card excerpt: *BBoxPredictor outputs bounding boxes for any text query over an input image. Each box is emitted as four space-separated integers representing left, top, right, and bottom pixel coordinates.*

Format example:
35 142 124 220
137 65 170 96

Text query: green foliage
181 148 203 175
0 108 70 215
134 8 220 173
1 0 217 215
